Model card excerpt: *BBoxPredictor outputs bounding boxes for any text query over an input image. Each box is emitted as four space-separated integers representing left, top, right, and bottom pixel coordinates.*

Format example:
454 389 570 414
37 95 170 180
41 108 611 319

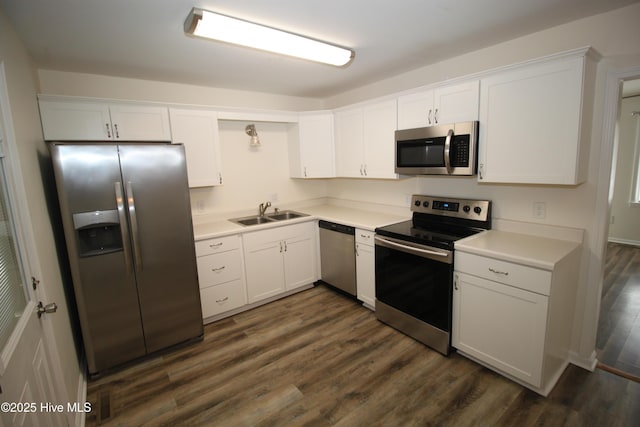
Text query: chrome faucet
258 201 272 216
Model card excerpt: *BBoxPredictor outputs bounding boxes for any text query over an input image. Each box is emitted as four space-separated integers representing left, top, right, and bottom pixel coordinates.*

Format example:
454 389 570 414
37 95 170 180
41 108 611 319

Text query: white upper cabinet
169 108 223 187
335 99 398 179
38 96 171 141
289 112 335 178
477 48 597 185
397 80 480 129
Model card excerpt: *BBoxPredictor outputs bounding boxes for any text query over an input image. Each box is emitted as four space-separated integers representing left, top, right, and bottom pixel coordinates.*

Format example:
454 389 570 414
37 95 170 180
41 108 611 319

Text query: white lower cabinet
453 271 548 387
453 242 581 396
243 221 317 304
355 229 375 309
195 235 246 319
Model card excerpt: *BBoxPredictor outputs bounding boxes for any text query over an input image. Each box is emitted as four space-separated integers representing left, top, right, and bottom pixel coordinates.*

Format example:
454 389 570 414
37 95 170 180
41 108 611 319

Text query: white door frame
576 64 640 367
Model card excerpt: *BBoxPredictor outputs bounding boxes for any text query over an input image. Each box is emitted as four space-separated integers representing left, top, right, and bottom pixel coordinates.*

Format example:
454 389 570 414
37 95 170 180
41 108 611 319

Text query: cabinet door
397 89 434 129
295 113 335 178
39 99 113 140
478 57 584 184
243 237 285 304
452 272 548 387
363 99 398 179
356 242 375 308
170 108 223 187
108 104 172 141
433 80 479 124
283 231 317 290
334 108 364 177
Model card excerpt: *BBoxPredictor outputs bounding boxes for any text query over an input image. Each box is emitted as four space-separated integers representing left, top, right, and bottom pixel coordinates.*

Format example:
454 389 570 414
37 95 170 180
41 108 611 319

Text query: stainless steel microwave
395 121 478 176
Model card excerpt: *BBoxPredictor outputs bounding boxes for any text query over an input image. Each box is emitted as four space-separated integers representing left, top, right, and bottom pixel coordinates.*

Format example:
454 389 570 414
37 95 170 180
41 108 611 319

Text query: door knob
37 302 58 318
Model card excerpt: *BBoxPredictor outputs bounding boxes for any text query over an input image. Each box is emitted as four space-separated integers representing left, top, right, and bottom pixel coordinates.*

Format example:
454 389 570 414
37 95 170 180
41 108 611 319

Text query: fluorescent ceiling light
184 7 354 67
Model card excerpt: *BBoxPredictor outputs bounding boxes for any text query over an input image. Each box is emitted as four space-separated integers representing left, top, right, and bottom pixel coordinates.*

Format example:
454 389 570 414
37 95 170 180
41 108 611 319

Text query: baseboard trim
607 237 640 247
569 350 597 372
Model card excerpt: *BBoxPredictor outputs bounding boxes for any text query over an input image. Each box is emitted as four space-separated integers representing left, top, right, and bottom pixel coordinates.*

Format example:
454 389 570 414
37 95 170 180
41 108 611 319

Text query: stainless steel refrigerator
50 142 203 375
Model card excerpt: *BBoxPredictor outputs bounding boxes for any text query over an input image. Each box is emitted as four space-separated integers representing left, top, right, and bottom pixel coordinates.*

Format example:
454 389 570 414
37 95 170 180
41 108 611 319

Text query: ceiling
1 0 638 98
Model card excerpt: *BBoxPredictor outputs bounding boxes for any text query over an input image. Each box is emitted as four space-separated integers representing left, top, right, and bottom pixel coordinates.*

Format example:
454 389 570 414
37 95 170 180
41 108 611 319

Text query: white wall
190 120 328 219
0 8 80 418
609 94 640 245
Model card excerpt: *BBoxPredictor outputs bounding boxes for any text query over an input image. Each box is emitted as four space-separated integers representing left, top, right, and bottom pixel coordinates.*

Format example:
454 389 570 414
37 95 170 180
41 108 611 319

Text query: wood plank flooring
86 285 640 426
598 243 640 378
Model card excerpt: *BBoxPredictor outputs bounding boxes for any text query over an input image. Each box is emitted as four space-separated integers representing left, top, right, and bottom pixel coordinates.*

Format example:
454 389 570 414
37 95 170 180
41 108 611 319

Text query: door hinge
32 276 40 290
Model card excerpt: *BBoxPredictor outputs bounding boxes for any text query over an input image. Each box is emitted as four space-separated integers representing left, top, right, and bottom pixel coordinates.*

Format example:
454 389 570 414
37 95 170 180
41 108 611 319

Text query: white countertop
455 229 582 270
193 204 410 241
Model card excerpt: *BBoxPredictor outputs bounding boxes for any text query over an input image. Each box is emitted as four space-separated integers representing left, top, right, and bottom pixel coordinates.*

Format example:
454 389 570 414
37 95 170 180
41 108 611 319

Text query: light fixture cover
184 7 354 67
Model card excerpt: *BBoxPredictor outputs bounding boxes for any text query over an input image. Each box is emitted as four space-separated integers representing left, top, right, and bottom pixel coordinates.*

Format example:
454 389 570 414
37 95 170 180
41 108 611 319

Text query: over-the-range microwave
395 121 479 176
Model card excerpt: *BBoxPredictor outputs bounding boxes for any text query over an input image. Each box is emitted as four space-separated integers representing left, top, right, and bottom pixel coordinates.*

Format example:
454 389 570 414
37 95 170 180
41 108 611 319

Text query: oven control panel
411 195 490 222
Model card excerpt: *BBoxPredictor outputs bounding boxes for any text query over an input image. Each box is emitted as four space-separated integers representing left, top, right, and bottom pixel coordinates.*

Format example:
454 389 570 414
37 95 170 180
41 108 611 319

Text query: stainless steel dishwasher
319 220 357 296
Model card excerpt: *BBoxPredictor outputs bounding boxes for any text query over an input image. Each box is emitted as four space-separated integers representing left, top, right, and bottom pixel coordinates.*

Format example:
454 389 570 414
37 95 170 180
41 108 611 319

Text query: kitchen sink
230 210 308 226
267 210 308 221
230 216 277 226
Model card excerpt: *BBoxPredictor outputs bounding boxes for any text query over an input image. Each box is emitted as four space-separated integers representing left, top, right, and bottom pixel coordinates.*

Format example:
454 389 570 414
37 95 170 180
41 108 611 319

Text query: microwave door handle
444 129 454 174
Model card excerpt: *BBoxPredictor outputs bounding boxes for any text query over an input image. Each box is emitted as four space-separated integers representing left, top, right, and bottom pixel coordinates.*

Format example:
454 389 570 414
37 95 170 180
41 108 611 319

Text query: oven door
374 235 454 354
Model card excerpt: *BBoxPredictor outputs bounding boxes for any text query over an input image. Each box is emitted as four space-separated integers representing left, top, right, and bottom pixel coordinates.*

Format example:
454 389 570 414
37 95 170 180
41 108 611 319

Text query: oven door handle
375 235 452 263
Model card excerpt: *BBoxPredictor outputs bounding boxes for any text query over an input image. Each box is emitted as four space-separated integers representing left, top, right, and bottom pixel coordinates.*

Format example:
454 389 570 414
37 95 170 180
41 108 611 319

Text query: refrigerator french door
50 143 203 375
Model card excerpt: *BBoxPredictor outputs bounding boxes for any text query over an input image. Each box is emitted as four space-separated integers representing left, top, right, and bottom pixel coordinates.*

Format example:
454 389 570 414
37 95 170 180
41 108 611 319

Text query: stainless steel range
374 194 491 355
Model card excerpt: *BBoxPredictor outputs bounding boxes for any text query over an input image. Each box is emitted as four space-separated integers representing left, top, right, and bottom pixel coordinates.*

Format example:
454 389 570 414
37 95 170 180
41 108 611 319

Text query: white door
0 67 66 426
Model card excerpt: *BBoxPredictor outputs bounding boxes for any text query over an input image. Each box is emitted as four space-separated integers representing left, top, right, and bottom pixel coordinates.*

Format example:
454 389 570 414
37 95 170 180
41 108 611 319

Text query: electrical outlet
533 202 546 219
196 200 206 213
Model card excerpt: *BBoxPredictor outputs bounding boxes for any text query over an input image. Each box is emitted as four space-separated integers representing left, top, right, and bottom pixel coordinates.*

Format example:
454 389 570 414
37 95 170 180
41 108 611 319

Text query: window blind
0 163 27 350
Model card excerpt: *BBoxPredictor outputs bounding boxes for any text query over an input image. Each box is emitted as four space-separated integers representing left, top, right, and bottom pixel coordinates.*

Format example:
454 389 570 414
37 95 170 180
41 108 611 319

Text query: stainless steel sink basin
267 210 308 221
230 210 308 226
230 215 277 226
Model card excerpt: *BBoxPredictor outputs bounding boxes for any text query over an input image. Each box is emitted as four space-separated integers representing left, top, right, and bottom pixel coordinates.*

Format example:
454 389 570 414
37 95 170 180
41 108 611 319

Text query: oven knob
414 200 421 207
422 201 429 208
463 205 471 213
474 206 482 215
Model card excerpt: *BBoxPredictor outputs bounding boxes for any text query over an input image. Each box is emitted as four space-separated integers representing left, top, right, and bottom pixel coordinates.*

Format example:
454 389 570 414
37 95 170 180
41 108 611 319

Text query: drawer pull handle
360 234 370 239
216 297 229 304
211 266 226 272
209 242 223 248
489 268 509 276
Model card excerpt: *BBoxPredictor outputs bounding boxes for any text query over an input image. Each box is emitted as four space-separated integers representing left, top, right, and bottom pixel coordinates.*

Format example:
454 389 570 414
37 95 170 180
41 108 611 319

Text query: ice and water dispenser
73 210 123 257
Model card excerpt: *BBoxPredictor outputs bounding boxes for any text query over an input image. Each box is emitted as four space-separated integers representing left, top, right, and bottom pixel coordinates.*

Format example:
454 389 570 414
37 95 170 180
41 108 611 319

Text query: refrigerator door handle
115 182 133 274
125 181 143 272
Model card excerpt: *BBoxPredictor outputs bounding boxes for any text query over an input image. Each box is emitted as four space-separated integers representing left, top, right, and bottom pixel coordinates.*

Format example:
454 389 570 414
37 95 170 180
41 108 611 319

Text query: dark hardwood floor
86 284 640 426
597 242 640 379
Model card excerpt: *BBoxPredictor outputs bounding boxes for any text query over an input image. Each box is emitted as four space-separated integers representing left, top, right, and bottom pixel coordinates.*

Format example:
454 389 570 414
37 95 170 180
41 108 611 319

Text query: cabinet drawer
356 228 374 245
197 250 242 288
195 235 240 257
200 279 245 318
455 251 552 295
